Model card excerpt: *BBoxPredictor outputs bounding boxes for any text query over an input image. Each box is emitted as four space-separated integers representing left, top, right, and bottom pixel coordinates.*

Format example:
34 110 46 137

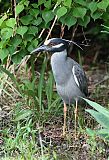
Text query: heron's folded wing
72 65 88 96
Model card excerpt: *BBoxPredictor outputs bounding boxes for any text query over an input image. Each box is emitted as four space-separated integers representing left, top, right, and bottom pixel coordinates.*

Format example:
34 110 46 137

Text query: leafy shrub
0 0 109 64
84 98 109 141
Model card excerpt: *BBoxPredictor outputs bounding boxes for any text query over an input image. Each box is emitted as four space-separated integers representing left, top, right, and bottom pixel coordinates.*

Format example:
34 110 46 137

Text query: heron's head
31 38 82 54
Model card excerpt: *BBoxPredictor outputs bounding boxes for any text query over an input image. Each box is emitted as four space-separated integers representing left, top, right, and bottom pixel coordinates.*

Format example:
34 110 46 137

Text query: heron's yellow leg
63 102 67 136
74 99 78 139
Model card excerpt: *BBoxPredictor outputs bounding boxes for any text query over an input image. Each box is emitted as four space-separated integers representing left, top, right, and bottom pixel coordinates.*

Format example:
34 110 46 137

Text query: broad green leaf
97 129 109 140
91 11 103 20
11 52 23 64
38 0 46 6
86 128 96 137
78 16 90 27
8 46 15 55
65 15 77 29
20 15 33 25
16 26 28 36
74 0 87 6
0 49 9 61
88 2 97 14
11 35 22 48
27 44 34 52
0 14 7 26
83 98 109 118
73 7 87 19
97 0 109 11
86 109 109 129
42 10 54 23
44 0 51 8
32 4 38 8
16 4 24 16
32 17 42 26
14 109 32 121
57 6 67 19
28 26 38 35
32 39 38 47
1 28 13 40
24 34 34 42
6 18 16 28
64 0 72 7
29 9 39 16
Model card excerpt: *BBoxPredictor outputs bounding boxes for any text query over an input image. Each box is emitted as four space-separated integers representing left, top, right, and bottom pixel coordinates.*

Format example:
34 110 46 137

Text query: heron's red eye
48 42 57 47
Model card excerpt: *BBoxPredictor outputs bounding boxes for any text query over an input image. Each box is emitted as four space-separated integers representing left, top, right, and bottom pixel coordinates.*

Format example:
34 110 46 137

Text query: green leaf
32 39 38 47
27 44 34 52
32 17 42 26
38 0 46 6
42 10 54 23
11 35 22 48
0 49 9 61
44 0 51 8
0 14 7 26
65 16 77 29
86 109 109 129
16 26 28 36
6 18 16 28
88 2 97 14
57 6 67 19
73 7 87 19
20 15 33 25
16 4 24 16
38 57 47 109
64 0 72 7
46 72 54 106
29 9 39 17
74 0 87 6
28 26 38 35
83 98 109 118
97 0 109 11
14 109 32 121
91 11 103 20
78 16 90 27
97 129 109 140
24 34 34 42
1 28 13 40
11 52 23 64
86 128 96 137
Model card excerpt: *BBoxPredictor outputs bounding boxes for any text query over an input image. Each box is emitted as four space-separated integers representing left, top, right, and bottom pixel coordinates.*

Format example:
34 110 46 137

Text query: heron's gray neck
51 50 69 85
51 49 67 63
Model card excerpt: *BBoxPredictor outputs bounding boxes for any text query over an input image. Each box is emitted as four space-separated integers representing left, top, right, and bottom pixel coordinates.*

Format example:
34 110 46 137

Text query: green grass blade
38 56 47 111
45 72 54 108
0 65 22 95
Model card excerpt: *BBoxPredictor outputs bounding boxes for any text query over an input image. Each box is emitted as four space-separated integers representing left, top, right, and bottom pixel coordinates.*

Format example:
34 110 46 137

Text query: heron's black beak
31 45 48 54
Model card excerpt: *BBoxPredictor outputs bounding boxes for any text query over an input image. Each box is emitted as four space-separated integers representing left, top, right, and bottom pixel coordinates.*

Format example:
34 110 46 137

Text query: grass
0 56 109 159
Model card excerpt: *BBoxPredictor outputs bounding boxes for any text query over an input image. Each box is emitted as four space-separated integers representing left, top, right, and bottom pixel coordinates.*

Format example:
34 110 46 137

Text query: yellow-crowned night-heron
31 38 88 137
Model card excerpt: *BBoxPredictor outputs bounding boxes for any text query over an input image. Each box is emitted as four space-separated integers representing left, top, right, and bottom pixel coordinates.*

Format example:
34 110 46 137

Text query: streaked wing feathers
72 65 88 96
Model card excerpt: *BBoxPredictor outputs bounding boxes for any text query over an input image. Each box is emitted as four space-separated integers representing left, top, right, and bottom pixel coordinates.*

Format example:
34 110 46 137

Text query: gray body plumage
51 49 87 104
31 38 88 105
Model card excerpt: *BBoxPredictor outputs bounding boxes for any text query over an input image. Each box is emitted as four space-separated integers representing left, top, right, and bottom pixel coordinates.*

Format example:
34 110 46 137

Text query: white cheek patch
52 43 63 48
72 66 79 87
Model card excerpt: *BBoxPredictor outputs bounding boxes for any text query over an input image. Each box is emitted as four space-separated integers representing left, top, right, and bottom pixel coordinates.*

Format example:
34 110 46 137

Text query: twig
45 15 58 41
38 28 45 38
68 25 78 54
